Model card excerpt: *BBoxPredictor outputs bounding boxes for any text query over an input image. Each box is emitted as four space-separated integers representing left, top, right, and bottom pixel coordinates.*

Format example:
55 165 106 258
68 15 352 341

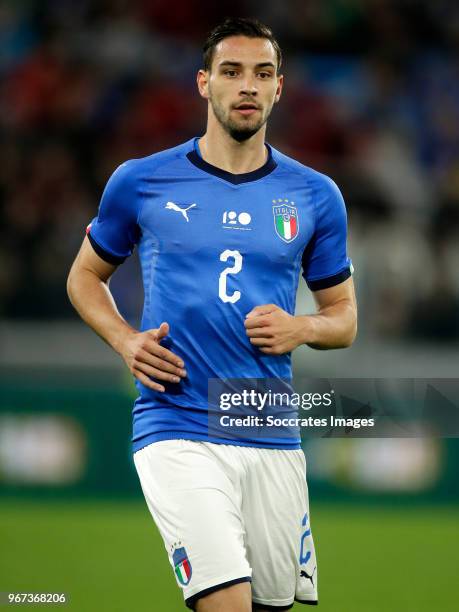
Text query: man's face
200 36 283 142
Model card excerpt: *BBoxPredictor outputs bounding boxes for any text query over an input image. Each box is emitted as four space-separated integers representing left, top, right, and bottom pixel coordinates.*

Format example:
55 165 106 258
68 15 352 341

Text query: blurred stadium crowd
1 0 459 341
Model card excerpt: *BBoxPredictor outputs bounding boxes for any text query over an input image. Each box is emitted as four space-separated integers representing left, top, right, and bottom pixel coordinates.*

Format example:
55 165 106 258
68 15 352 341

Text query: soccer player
67 17 356 612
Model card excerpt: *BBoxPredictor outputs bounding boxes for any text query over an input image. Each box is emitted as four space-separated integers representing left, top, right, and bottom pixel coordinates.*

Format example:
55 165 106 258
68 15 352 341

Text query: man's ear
274 74 283 104
197 69 210 99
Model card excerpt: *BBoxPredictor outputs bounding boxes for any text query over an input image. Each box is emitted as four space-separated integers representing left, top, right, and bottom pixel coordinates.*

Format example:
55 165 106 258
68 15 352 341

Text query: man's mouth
234 103 259 116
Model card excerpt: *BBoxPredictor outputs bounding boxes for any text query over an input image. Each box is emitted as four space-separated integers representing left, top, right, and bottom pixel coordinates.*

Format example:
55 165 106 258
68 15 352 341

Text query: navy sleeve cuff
306 267 352 291
185 577 251 610
87 231 127 265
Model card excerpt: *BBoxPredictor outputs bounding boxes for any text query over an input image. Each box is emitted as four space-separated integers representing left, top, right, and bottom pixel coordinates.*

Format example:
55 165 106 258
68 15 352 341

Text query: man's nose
239 76 258 96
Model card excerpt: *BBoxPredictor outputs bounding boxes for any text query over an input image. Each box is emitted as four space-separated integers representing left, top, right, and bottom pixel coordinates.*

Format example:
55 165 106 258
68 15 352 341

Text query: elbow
329 307 357 349
66 264 78 306
342 314 358 348
66 275 74 307
347 333 357 347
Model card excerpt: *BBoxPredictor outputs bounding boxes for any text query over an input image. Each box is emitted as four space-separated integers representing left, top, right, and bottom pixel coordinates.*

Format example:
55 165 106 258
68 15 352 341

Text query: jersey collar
186 137 277 185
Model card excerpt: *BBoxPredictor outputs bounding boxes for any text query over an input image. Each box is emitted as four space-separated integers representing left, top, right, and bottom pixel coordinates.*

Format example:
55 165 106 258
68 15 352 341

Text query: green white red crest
173 546 192 586
273 202 299 243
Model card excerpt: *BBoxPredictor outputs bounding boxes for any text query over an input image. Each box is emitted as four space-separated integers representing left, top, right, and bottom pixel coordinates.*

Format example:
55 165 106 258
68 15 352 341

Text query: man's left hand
244 304 307 355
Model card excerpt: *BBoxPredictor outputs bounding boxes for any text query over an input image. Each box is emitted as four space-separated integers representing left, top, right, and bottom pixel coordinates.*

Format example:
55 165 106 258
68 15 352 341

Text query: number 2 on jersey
219 249 242 303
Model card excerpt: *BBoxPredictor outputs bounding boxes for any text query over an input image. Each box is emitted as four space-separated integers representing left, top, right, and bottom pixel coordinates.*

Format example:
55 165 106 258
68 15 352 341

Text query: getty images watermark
218 388 357 430
219 388 334 411
207 378 459 442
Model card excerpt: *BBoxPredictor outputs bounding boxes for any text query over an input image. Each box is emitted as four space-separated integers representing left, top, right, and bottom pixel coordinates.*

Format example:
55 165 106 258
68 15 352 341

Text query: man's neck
198 118 268 175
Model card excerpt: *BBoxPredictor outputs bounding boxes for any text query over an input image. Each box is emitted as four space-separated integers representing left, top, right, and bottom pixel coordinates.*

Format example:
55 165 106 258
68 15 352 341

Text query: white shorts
133 440 318 609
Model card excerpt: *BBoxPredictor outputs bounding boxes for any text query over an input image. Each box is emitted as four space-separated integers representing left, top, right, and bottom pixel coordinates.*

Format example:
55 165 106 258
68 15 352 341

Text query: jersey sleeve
302 177 353 291
86 160 141 264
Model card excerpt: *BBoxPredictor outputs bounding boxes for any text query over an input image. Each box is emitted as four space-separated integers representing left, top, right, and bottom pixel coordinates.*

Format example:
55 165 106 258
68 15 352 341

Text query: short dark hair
203 17 282 74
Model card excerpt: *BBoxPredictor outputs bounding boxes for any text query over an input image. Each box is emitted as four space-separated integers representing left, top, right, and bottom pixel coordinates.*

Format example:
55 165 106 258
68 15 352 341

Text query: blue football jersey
87 137 352 451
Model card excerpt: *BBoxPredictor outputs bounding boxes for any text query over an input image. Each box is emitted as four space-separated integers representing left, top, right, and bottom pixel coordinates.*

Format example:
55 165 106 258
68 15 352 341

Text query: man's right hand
120 322 187 392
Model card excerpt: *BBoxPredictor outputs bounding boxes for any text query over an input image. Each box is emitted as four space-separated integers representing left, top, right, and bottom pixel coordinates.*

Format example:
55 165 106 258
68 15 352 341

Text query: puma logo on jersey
300 567 317 588
165 201 196 222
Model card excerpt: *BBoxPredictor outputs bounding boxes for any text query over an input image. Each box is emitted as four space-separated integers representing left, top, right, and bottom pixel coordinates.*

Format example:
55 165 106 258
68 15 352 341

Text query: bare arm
299 276 357 349
244 277 357 354
67 236 186 391
67 236 133 352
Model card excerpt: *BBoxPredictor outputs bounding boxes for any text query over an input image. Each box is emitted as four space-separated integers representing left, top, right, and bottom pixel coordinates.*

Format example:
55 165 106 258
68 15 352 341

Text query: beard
209 90 273 142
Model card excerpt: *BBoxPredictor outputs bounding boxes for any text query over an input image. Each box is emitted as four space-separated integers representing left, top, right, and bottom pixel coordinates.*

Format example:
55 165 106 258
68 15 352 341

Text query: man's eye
258 72 272 79
225 70 237 77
